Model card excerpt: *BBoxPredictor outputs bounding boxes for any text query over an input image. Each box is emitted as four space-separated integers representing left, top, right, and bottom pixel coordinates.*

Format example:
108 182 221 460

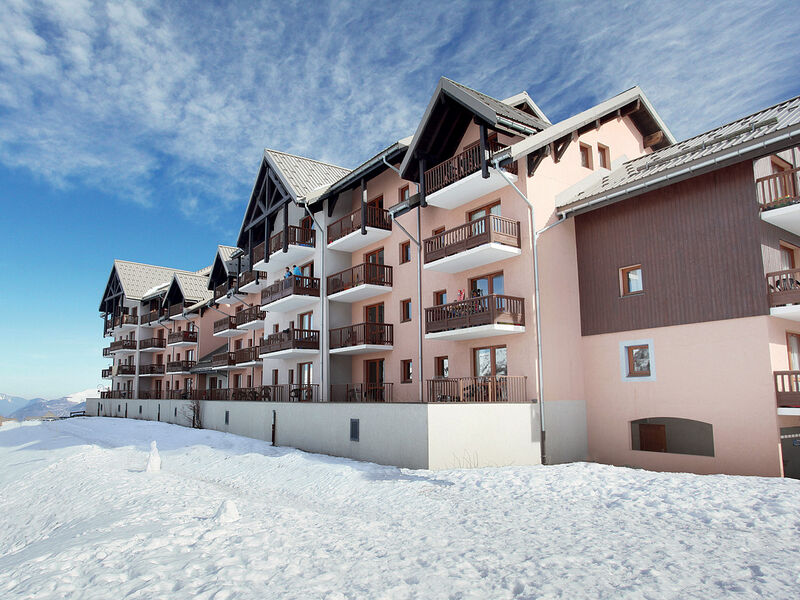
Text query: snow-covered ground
1 419 798 599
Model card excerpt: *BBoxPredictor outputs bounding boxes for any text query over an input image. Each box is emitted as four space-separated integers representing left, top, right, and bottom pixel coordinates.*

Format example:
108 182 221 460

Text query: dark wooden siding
761 221 800 273
575 162 769 336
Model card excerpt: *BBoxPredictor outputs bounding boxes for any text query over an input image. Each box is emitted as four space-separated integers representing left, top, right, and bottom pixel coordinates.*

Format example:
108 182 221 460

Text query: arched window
631 418 714 457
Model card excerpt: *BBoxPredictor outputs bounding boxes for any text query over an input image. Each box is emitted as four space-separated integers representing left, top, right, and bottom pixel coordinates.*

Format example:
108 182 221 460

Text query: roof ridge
114 259 195 273
264 148 351 172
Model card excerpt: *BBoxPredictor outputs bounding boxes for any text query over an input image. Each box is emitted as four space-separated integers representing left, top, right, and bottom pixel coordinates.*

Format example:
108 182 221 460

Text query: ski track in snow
1 418 799 599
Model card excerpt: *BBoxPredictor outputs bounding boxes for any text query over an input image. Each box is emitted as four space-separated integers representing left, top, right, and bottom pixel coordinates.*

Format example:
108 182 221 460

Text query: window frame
433 289 447 306
398 185 410 204
400 298 412 322
434 356 449 378
579 143 593 169
620 264 644 297
597 144 610 169
620 339 656 382
399 240 411 264
401 359 413 383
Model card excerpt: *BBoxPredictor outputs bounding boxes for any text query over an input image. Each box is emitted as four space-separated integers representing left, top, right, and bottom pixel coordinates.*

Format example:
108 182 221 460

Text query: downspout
383 155 425 403
492 158 567 465
295 197 326 401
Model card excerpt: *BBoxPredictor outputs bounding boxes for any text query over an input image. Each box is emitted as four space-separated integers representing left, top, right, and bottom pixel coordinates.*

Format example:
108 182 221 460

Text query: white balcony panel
262 294 319 314
778 407 800 416
213 328 241 338
761 204 800 237
328 284 391 303
329 344 393 355
260 245 316 274
327 227 392 253
770 305 800 321
167 340 197 348
138 346 165 353
259 348 319 360
215 295 239 305
425 324 525 341
423 243 522 274
425 169 517 211
239 279 269 294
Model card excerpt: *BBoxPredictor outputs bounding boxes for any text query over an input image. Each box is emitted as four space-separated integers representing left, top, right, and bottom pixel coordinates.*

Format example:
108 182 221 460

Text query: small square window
400 299 412 322
620 265 643 296
434 290 447 305
626 345 651 377
398 185 410 203
350 418 360 442
580 143 593 169
401 359 413 383
435 356 449 378
225 410 230 425
399 241 411 264
598 144 610 169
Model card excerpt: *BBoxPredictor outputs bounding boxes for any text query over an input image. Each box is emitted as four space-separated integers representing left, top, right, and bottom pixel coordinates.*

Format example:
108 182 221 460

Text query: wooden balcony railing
261 275 320 305
103 346 112 357
235 305 265 327
116 364 136 376
425 294 525 334
426 376 527 403
110 339 137 352
767 269 800 307
423 215 521 263
328 205 392 244
329 383 393 403
140 309 163 326
233 346 260 365
260 328 320 354
757 167 800 210
111 314 137 329
213 280 231 302
330 322 393 349
252 241 266 265
327 263 393 295
101 368 112 378
238 269 268 288
101 390 133 399
424 140 515 195
166 360 196 373
212 352 237 369
167 303 186 318
168 330 198 345
139 364 166 376
775 371 800 407
139 337 167 350
213 315 237 334
269 226 315 255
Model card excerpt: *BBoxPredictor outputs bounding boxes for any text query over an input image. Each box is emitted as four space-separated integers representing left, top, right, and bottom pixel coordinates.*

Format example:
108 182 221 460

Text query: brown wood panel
575 162 768 336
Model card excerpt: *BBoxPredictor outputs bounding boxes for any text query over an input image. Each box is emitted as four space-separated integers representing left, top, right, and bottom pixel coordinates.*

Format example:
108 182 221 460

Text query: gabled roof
502 91 551 125
218 245 239 263
264 149 350 199
208 245 240 290
172 271 212 303
559 93 800 214
112 260 191 302
399 77 550 180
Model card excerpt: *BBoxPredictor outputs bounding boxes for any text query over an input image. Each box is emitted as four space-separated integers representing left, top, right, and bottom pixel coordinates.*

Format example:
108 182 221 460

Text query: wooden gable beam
526 145 550 177
550 135 572 164
643 130 665 148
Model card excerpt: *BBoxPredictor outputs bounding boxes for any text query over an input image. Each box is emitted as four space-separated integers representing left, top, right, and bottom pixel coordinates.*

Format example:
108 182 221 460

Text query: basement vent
350 418 360 442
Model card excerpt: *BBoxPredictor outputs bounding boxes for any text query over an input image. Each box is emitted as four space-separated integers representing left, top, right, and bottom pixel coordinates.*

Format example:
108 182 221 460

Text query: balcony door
298 311 313 330
473 345 507 402
789 333 800 371
364 247 384 285
364 302 385 344
468 201 501 237
469 272 504 297
364 358 385 401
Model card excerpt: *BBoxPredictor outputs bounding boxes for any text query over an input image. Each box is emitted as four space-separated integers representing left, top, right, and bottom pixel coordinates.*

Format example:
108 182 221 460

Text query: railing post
361 178 367 236
479 123 489 179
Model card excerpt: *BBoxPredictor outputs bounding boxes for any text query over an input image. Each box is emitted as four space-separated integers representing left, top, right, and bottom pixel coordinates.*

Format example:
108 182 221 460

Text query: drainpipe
383 155 425 402
294 198 326 401
492 158 567 465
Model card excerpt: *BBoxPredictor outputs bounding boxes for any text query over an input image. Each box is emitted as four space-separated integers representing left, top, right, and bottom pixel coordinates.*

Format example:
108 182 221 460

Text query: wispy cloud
0 0 798 228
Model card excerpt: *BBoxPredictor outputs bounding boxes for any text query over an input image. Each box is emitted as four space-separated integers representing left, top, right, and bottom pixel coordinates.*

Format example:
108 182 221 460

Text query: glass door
364 359 385 401
473 345 508 401
364 302 385 345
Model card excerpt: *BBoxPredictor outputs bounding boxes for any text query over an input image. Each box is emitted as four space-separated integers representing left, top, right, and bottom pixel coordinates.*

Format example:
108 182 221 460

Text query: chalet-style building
95 77 800 476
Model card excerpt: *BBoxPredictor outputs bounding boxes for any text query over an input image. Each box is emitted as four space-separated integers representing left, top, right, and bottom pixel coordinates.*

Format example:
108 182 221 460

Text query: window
473 345 507 376
620 340 655 381
234 374 241 389
432 226 445 236
469 272 504 297
467 200 501 221
631 418 714 456
400 299 412 322
598 144 610 169
298 311 313 330
367 195 384 210
299 261 314 277
399 185 410 203
298 362 313 385
365 247 384 265
433 290 447 306
401 359 413 383
399 240 411 264
780 243 798 270
288 369 294 384
272 369 279 385
273 323 279 334
300 215 313 230
225 410 230 425
620 265 643 296
579 143 593 169
350 418 360 442
435 356 449 378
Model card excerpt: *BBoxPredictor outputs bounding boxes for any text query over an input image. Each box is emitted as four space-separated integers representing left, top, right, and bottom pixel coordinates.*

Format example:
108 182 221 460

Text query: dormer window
598 144 610 169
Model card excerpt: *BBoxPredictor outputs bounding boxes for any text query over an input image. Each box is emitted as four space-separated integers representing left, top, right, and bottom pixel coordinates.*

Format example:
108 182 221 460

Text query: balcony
423 141 518 210
253 226 315 272
167 330 198 347
139 337 167 352
425 294 525 340
423 215 522 273
758 167 800 235
111 313 138 332
212 352 237 370
169 303 192 321
109 339 137 355
426 376 527 403
139 364 166 377
213 279 237 305
213 315 239 337
232 346 261 368
775 371 800 415
259 328 320 359
261 275 320 313
238 270 269 294
102 346 111 358
140 309 163 326
327 205 392 252
101 367 112 379
327 263 392 302
166 360 196 374
330 323 393 355
115 364 136 377
329 383 393 402
101 390 133 399
767 269 800 320
235 305 265 331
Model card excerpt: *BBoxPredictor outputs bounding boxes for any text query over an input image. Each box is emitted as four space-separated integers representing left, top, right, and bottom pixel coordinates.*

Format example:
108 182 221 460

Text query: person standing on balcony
284 267 291 279
293 264 302 277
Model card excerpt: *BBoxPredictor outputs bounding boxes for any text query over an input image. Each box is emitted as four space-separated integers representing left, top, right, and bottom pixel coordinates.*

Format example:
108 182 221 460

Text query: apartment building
96 77 800 475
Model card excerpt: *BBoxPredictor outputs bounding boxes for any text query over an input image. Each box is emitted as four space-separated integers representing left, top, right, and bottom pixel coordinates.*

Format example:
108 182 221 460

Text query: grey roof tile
445 78 550 131
114 260 192 301
264 149 350 198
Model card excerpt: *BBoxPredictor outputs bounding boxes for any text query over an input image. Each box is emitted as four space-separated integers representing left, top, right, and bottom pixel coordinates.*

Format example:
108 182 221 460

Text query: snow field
0 418 798 599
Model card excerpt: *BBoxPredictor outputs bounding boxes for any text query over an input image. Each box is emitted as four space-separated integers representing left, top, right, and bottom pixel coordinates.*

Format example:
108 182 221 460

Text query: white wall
543 400 588 464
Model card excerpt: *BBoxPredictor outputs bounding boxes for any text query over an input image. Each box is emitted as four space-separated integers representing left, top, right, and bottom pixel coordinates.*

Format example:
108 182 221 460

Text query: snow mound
213 499 240 524
145 441 161 472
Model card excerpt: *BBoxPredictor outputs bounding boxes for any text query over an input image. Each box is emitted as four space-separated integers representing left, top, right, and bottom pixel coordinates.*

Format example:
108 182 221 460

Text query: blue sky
1 0 799 398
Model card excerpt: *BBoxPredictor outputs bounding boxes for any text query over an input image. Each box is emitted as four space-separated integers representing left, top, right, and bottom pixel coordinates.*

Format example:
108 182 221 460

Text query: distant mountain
0 394 41 417
7 388 98 420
